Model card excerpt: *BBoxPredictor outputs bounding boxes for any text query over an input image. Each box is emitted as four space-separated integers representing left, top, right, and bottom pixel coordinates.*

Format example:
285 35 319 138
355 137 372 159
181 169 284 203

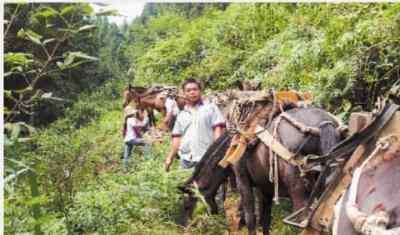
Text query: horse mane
129 86 148 94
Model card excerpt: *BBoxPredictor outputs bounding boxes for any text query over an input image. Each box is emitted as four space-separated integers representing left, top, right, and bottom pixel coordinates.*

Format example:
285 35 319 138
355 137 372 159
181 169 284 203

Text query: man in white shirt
164 79 226 171
122 106 150 171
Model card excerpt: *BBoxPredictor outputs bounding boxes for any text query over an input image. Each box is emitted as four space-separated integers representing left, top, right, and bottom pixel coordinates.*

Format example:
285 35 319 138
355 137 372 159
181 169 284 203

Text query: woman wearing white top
122 106 150 171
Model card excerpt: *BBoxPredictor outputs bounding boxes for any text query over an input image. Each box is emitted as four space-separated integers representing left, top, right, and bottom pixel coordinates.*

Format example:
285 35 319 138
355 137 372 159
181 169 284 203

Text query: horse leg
257 189 273 235
229 170 238 192
237 197 246 229
205 194 219 214
285 165 307 213
233 163 257 235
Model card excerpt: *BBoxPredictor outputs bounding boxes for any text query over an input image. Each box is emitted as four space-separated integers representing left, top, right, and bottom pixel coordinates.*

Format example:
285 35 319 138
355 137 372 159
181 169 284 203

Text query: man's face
183 83 201 104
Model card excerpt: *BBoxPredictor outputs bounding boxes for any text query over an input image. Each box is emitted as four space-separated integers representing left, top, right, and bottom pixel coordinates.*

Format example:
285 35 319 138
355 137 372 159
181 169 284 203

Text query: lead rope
268 90 278 183
267 89 283 204
269 115 283 204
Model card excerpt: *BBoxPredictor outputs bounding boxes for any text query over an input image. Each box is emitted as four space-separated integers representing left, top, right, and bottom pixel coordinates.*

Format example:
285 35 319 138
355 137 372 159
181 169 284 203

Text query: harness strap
280 113 321 136
219 124 258 168
256 125 301 166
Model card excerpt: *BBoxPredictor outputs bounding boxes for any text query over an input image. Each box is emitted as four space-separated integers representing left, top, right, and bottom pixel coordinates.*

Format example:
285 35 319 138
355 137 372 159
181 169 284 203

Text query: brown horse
180 107 342 235
122 85 180 127
122 85 148 108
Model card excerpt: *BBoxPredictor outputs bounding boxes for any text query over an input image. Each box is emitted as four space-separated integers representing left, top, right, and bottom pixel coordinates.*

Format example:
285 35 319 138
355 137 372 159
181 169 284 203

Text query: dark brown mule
180 107 342 235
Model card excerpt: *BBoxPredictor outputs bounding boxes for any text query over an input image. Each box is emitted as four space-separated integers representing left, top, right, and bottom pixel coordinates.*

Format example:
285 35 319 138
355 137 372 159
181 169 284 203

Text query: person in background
162 95 180 131
164 78 226 171
122 106 151 172
154 90 184 132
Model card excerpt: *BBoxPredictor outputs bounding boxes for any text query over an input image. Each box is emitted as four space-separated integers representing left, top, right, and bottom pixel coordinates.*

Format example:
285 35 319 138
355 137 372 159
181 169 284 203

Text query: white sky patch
91 1 146 26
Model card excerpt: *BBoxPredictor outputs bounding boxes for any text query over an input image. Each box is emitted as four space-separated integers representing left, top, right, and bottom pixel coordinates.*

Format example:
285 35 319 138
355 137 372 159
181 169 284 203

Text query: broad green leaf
7 123 21 140
18 137 33 143
69 52 98 61
3 90 12 97
4 52 33 65
25 30 42 45
16 28 27 38
17 29 43 45
59 51 98 70
41 92 67 102
32 7 59 19
43 38 56 45
82 4 93 15
78 25 96 32
4 72 13 77
41 92 53 99
63 53 75 66
60 5 76 16
56 61 65 70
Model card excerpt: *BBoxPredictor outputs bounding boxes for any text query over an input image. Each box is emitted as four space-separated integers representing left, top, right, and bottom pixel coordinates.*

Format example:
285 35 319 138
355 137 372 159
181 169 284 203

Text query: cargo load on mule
300 100 400 235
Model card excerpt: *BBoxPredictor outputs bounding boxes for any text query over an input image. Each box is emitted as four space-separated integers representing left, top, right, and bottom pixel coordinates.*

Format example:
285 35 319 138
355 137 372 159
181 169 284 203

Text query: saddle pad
256 125 302 166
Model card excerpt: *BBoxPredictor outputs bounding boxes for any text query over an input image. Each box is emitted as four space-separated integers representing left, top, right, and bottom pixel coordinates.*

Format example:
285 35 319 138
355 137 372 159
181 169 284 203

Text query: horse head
178 132 233 221
122 85 149 108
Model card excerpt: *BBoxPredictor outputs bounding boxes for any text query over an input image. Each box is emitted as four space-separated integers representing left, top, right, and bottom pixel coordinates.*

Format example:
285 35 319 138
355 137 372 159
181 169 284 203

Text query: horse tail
319 121 339 155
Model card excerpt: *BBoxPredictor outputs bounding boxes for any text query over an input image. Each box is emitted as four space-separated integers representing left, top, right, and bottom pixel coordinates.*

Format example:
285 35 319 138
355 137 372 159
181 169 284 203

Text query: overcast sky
91 1 146 26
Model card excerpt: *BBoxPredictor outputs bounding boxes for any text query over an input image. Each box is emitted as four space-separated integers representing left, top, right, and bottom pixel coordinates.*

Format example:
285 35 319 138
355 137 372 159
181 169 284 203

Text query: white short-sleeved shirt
165 98 179 116
124 116 149 142
172 99 225 162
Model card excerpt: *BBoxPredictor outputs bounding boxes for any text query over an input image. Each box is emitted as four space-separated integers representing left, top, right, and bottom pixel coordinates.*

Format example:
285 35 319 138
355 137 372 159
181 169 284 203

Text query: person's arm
164 114 183 172
213 125 224 139
164 136 181 172
210 103 226 140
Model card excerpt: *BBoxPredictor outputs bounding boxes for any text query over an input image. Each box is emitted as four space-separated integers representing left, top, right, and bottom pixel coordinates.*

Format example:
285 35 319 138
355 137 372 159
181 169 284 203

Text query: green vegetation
130 3 400 113
4 3 400 235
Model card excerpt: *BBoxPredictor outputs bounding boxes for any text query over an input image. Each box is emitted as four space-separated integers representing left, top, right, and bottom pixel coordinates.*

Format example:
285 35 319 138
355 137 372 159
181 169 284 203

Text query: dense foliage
4 3 400 235
130 3 400 113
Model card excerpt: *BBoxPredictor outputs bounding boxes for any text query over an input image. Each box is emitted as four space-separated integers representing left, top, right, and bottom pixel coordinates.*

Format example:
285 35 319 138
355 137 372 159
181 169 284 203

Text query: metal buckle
283 207 309 228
